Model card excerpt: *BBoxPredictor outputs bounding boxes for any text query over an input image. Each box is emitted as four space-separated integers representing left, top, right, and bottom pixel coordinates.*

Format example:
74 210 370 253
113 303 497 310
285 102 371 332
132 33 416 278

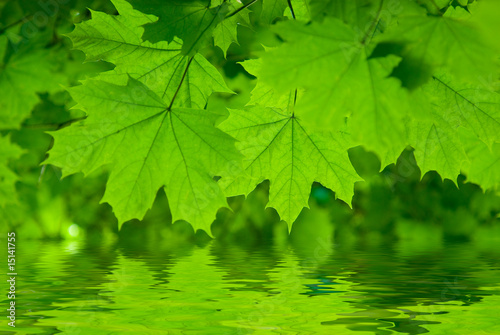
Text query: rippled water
1 238 500 334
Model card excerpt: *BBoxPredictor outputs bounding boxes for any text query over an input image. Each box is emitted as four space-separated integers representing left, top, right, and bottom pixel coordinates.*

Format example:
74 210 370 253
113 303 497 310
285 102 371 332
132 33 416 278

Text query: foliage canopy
1 0 499 235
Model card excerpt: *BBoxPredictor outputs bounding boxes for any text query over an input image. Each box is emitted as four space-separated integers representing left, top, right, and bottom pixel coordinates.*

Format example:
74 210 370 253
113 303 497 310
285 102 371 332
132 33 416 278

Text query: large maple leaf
46 78 241 231
46 0 241 231
220 103 360 228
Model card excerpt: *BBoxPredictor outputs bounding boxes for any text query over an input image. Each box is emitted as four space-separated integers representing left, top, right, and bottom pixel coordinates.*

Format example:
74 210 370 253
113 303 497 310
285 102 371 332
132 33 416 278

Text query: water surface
1 238 500 334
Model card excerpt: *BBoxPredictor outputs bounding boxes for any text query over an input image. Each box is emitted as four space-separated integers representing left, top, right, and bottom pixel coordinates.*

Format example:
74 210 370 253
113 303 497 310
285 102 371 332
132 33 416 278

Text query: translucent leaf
380 5 498 82
213 2 251 57
256 19 410 165
461 133 500 190
220 105 360 228
48 0 239 232
67 0 231 108
261 0 288 24
426 74 500 148
126 0 229 54
46 78 241 232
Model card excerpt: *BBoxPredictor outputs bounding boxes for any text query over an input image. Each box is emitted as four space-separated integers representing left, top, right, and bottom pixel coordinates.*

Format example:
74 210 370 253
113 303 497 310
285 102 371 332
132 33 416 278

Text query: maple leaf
220 104 361 229
213 1 251 57
406 110 467 183
45 78 241 232
67 0 232 108
241 58 302 110
463 138 500 191
261 0 288 24
425 74 500 148
406 70 500 183
380 5 498 82
255 18 410 165
310 0 383 27
47 0 241 232
126 0 229 54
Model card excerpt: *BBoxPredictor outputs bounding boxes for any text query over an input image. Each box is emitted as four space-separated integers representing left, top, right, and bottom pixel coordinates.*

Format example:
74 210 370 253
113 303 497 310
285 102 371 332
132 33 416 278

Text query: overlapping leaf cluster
46 0 500 233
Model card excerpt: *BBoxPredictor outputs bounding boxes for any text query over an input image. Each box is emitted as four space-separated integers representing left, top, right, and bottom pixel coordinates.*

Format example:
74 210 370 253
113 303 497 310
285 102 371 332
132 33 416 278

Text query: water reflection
1 238 499 334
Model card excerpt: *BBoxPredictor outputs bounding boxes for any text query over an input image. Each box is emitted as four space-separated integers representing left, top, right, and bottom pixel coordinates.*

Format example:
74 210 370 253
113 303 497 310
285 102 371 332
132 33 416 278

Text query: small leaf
213 2 251 57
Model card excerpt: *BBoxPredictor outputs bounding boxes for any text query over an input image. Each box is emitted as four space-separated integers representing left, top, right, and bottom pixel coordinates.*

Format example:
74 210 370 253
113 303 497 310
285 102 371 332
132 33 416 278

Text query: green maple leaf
241 58 303 110
380 5 498 82
466 142 500 191
425 74 500 148
220 104 361 229
213 2 251 57
67 0 232 107
0 35 63 129
46 78 241 232
407 71 500 183
406 109 466 182
460 130 500 190
0 135 22 207
126 0 229 53
256 18 410 165
261 0 288 24
47 0 241 231
308 0 423 29
310 0 381 26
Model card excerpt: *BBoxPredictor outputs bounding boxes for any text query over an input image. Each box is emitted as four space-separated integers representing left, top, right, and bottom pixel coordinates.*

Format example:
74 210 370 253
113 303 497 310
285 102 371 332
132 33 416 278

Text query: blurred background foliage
0 0 498 248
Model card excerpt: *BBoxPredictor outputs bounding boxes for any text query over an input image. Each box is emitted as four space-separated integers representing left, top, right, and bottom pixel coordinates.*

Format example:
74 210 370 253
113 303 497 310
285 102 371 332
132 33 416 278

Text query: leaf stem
287 0 296 19
171 0 260 109
226 0 258 19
